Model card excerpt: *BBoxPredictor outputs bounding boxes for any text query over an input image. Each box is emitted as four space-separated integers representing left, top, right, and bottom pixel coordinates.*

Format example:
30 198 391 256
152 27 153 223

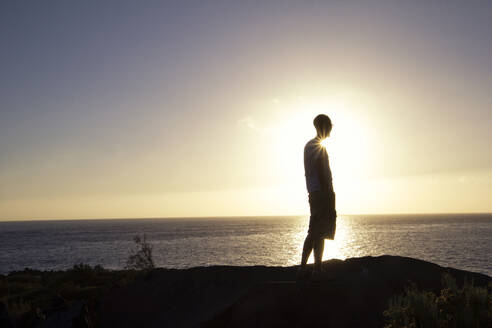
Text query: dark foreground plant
1 264 142 327
125 234 155 270
384 273 492 328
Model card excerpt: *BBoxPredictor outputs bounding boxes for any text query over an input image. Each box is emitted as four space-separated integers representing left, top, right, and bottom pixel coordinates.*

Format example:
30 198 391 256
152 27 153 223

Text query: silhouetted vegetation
0 264 143 327
384 273 492 327
0 235 156 326
125 234 155 270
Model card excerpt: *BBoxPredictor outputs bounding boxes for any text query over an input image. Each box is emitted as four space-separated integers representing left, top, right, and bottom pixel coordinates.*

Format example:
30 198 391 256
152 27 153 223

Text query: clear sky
1 1 491 220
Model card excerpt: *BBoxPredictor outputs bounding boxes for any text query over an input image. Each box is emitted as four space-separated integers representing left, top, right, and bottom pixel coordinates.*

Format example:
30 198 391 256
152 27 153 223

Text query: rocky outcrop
99 256 491 327
203 256 491 327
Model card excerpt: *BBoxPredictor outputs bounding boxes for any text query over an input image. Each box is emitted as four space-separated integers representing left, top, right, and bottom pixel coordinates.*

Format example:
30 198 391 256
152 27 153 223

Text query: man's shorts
308 190 337 240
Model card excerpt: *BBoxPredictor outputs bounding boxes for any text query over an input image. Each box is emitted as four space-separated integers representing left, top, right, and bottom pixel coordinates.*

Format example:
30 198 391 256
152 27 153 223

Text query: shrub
125 234 155 270
384 274 492 327
1 265 143 327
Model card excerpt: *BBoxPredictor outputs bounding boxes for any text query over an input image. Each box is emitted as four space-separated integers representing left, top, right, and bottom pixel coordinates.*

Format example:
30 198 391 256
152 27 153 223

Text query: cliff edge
99 256 490 327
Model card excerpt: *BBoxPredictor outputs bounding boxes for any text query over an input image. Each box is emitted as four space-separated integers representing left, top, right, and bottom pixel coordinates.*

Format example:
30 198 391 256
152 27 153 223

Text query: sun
320 138 329 148
261 90 378 215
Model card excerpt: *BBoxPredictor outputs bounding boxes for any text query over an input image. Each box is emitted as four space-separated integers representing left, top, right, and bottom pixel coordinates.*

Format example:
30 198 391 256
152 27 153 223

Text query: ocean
0 214 491 277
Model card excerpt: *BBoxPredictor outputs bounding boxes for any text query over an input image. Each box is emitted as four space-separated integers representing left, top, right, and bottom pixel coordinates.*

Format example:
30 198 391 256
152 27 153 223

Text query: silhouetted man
299 114 337 277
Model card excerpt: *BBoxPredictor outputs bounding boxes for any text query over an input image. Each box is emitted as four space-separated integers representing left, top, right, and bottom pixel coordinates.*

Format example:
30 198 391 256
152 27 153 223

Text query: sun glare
293 214 350 264
270 95 373 214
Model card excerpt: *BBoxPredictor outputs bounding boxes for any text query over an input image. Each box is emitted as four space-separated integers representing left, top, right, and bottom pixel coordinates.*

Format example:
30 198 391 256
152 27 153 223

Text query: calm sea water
0 214 491 276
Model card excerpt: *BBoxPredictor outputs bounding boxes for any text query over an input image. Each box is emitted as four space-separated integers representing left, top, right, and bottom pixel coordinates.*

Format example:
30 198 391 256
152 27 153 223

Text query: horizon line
1 211 492 222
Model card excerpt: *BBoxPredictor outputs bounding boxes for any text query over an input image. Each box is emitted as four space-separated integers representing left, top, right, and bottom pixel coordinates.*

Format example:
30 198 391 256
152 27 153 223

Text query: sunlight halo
268 95 374 214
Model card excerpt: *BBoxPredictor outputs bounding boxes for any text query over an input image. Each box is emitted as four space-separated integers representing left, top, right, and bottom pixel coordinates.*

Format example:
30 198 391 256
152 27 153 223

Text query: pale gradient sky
1 1 491 219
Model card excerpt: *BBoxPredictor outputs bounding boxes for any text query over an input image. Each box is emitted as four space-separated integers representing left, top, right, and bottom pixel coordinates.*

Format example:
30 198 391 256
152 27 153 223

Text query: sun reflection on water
291 215 351 264
322 219 349 261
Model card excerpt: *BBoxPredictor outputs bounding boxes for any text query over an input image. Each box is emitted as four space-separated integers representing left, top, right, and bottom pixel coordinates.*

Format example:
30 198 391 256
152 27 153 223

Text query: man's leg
313 237 325 272
300 233 314 268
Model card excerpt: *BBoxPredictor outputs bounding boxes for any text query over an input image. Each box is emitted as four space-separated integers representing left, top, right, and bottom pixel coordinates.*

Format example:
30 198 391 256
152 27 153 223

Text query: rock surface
99 256 491 327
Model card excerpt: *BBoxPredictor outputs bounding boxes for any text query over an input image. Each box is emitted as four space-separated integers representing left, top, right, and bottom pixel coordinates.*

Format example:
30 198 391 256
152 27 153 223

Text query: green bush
384 274 492 328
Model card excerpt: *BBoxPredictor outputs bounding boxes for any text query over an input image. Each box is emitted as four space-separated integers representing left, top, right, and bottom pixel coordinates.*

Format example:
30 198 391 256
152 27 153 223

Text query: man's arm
316 150 333 193
316 150 336 217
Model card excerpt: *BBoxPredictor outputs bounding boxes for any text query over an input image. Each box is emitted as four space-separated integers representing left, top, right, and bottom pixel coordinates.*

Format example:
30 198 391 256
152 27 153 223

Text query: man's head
313 114 332 139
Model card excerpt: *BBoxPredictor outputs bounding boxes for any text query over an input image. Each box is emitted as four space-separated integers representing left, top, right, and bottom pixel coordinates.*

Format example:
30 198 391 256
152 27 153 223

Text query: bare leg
313 237 325 272
301 234 314 268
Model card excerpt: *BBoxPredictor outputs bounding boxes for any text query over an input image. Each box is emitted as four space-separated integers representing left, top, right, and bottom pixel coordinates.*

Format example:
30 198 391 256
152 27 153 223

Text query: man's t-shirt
304 137 333 194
